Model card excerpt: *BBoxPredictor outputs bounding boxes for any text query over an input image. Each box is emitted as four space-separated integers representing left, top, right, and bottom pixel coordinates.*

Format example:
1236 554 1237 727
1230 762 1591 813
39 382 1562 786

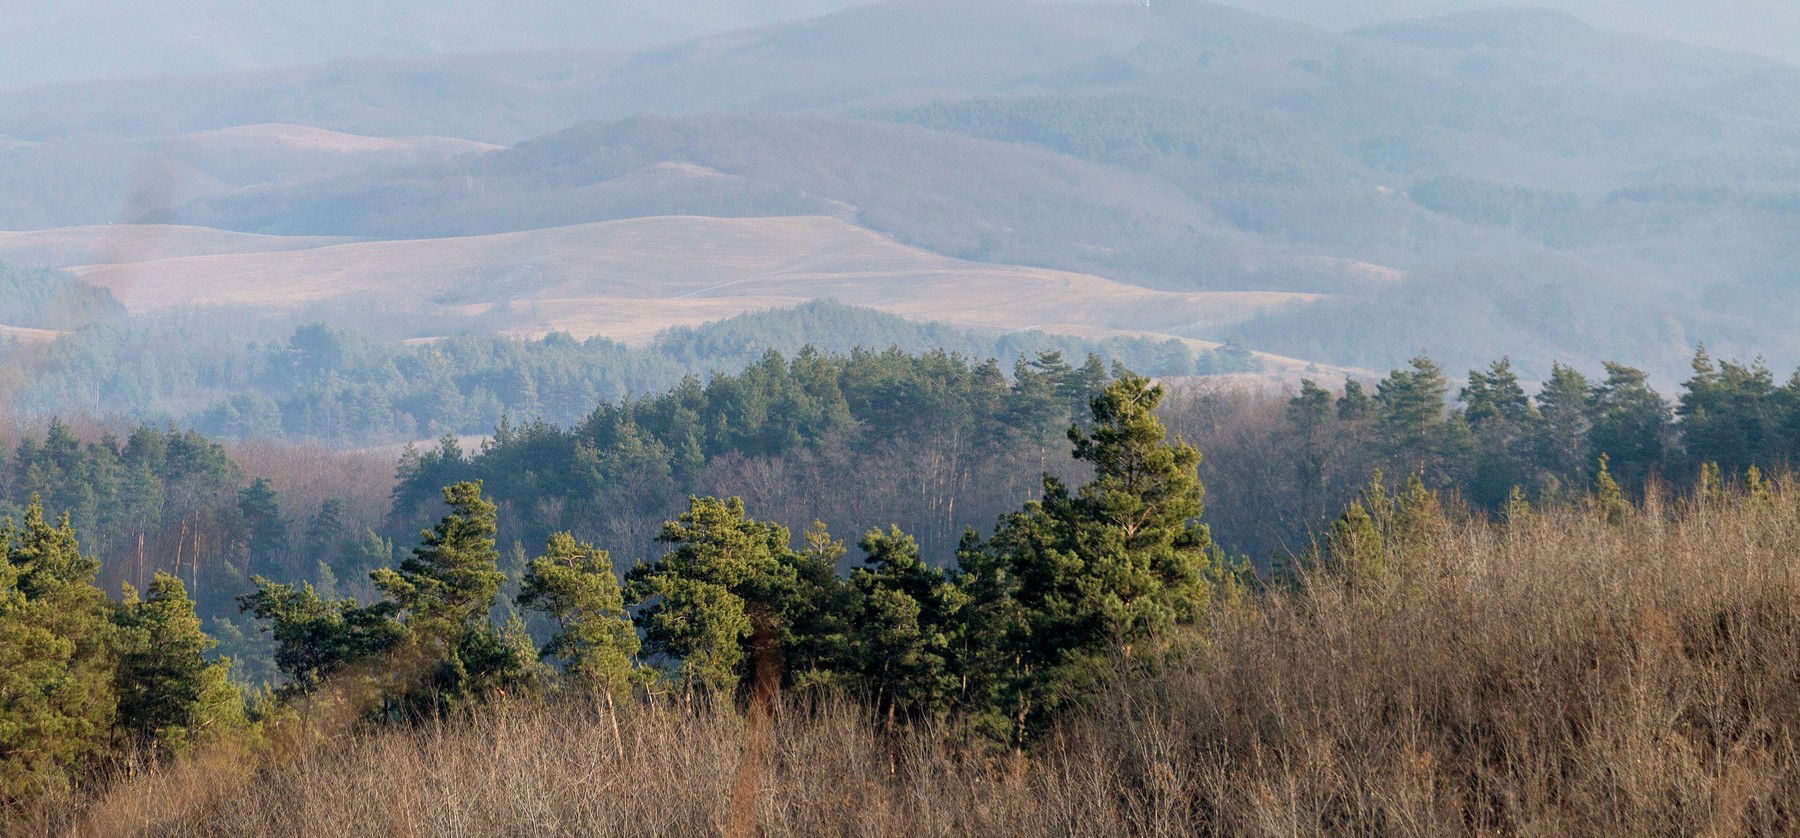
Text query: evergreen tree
1375 356 1449 472
1534 362 1594 493
114 572 243 755
371 481 535 713
1337 379 1373 420
1288 380 1339 517
1327 500 1384 587
0 501 117 803
1459 358 1539 508
845 526 968 725
1592 454 1632 524
624 497 802 695
517 533 639 698
304 499 347 567
237 580 403 697
782 522 855 686
237 477 288 577
1590 363 1672 491
372 482 505 633
1678 349 1775 475
966 374 1213 740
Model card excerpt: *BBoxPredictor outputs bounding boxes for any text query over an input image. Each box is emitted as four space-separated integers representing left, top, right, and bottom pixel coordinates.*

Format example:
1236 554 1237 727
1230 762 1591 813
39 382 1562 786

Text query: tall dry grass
29 481 1800 836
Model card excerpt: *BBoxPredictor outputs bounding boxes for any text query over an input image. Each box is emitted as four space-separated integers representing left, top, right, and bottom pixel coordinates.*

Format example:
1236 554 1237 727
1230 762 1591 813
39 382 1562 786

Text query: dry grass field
32 481 1800 837
0 225 353 270
62 215 1321 347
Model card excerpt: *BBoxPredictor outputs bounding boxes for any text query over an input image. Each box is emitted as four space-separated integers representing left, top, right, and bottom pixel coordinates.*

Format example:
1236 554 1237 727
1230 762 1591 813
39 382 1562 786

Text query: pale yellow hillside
0 324 63 343
68 215 1321 346
184 123 501 156
0 224 353 270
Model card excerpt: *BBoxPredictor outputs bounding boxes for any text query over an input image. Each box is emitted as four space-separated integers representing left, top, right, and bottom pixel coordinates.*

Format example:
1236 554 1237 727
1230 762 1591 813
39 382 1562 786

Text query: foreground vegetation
21 449 1800 836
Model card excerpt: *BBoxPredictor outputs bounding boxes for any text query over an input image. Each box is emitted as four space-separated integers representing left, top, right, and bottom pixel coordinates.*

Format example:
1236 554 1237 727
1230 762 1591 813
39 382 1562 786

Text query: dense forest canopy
5 343 1796 710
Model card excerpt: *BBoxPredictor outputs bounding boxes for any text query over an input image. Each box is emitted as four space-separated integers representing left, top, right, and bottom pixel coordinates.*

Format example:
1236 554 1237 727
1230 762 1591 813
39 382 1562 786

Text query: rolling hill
63 215 1319 344
0 0 1794 377
0 224 354 269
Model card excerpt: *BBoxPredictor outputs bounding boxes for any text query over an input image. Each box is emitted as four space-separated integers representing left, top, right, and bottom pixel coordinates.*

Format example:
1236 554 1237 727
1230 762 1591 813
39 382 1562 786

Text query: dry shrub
27 483 1800 836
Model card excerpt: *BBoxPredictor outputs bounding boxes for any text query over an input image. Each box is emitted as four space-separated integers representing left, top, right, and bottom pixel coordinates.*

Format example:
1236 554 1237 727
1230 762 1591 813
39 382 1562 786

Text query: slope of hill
0 225 354 269
0 0 1792 376
0 0 882 89
65 215 1318 344
174 112 1390 294
0 123 500 229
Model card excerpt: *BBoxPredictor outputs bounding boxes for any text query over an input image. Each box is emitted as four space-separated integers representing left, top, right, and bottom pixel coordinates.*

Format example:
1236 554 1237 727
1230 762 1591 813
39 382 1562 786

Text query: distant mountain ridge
0 0 1794 377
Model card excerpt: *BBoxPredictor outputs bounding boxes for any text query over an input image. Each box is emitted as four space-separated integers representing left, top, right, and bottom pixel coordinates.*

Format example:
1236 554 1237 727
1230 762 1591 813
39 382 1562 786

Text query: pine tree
1460 358 1539 509
371 481 532 713
304 498 346 566
968 373 1213 740
1593 454 1632 524
1590 363 1672 492
0 501 117 803
1337 379 1373 420
238 477 288 577
1678 349 1775 475
1289 380 1339 518
1534 362 1594 493
1327 501 1385 587
1375 356 1449 471
624 497 800 695
373 482 505 633
1502 485 1533 524
237 579 403 697
846 526 968 725
782 521 855 686
114 572 243 755
517 533 639 698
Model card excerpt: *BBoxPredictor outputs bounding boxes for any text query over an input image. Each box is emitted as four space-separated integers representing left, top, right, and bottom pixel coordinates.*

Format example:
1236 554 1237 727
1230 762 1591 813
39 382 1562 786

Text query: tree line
2 296 1257 444
11 343 1800 809
3 373 1228 806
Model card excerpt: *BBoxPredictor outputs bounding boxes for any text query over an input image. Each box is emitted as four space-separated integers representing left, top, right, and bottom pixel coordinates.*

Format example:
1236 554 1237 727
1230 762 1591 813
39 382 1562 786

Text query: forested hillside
16 349 1800 835
0 300 1256 442
3 341 1789 699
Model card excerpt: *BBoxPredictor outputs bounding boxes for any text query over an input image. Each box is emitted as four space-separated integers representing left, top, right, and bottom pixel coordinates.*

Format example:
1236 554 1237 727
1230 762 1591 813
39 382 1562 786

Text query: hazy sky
4 0 1796 90
0 0 870 88
1227 0 1800 64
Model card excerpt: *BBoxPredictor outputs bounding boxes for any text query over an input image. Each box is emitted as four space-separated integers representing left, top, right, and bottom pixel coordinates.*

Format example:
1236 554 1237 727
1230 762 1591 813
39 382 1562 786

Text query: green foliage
389 345 1120 563
517 533 639 698
1327 501 1385 587
113 573 243 755
1534 362 1594 491
961 373 1214 740
1592 455 1632 524
844 527 967 725
1590 363 1672 490
1680 349 1778 475
624 497 803 695
0 264 124 330
0 501 116 804
237 478 288 576
8 304 1254 445
236 580 403 697
1375 356 1450 469
372 482 538 714
374 482 504 632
